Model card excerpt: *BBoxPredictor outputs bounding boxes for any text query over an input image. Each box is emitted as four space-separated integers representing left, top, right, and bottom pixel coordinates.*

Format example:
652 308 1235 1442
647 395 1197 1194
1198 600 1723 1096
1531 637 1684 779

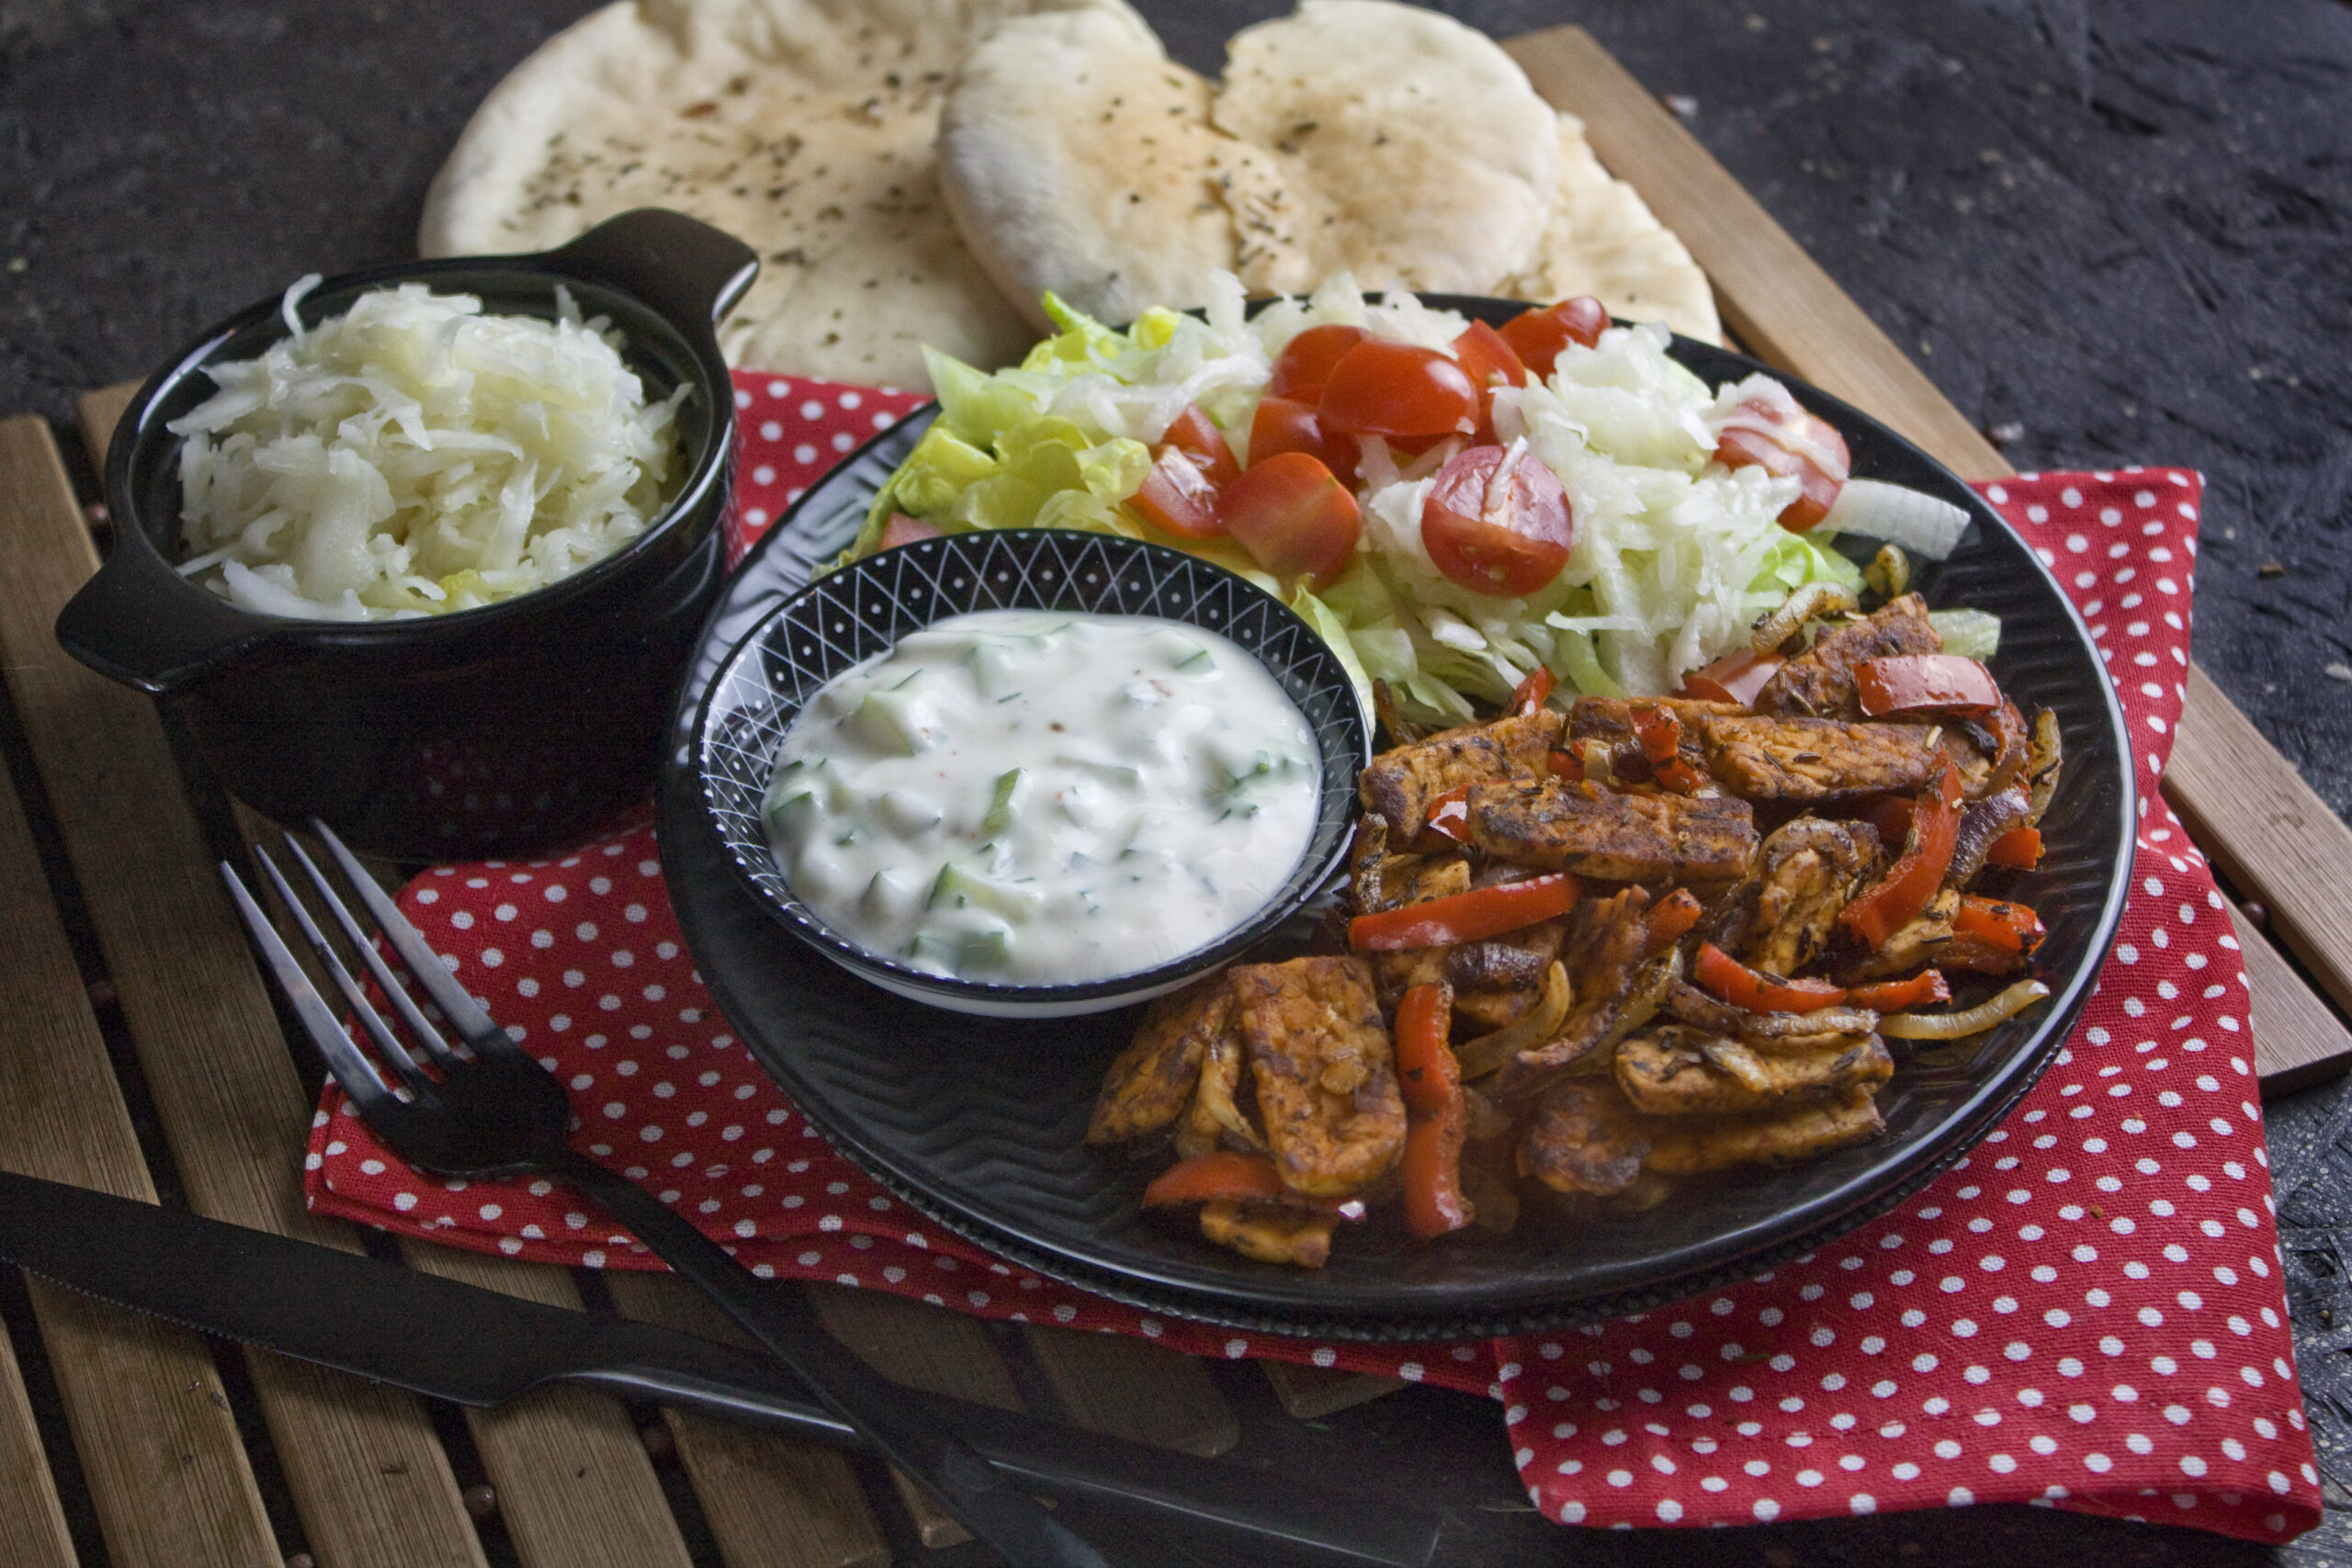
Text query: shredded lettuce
847 272 1928 726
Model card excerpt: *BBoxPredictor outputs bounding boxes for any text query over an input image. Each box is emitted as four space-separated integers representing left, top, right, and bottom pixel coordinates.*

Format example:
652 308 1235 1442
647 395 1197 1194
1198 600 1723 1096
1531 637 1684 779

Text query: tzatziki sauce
763 610 1321 986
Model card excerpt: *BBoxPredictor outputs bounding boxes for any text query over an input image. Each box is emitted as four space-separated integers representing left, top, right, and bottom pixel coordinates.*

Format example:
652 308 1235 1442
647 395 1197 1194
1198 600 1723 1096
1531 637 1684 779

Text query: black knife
0 1168 1439 1567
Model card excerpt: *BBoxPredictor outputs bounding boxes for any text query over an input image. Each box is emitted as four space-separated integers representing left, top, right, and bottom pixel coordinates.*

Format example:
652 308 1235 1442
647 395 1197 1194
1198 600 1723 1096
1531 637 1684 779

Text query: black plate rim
657 309 2137 1341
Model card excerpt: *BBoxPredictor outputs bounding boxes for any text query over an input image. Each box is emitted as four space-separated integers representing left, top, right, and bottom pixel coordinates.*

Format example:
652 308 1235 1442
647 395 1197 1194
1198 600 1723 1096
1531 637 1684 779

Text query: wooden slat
806 1284 1025 1549
1506 24 2352 1093
1259 1363 1408 1421
0 402 503 1568
400 1248 697 1568
605 1273 889 1568
0 1314 76 1568
1021 1325 1238 1457
0 439 277 1563
2233 902 2352 1099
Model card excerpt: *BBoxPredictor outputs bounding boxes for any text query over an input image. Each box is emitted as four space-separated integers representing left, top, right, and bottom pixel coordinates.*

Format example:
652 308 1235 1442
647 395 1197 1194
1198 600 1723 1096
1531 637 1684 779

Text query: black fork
224 819 1108 1568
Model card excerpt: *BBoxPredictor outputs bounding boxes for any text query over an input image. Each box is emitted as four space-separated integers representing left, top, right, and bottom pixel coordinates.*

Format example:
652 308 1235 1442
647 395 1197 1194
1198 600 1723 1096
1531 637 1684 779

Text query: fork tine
220 861 399 1114
282 836 464 1069
252 846 434 1094
310 818 505 1048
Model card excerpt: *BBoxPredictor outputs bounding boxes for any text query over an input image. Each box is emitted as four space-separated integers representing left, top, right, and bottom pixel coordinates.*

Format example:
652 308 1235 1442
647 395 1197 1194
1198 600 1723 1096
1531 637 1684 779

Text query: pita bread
418 0 1138 388
1499 114 1721 344
940 0 1559 329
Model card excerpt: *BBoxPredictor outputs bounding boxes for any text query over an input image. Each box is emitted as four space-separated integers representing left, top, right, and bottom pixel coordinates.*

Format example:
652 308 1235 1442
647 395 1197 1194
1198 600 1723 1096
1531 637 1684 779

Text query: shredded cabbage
850 272 1939 723
170 279 686 620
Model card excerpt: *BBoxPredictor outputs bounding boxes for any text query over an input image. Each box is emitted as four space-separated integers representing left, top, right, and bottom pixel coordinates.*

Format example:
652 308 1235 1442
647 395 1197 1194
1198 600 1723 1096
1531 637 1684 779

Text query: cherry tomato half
1450 320 1529 445
1218 451 1362 591
1317 340 1478 439
1498 297 1609 380
1267 324 1365 401
1714 398 1851 530
1128 447 1224 540
1678 648 1786 706
1249 393 1360 479
1419 444 1574 597
1159 403 1239 487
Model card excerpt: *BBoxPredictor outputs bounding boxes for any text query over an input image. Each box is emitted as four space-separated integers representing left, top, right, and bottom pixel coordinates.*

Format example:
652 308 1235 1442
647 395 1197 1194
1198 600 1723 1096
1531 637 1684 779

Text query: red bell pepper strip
1349 873 1581 952
1953 894 2046 955
1694 942 1849 1013
1984 826 2043 870
1855 655 2004 719
1424 785 1473 844
1510 662 1556 717
1628 702 1680 764
1140 1152 1286 1208
1643 887 1705 958
1856 794 1914 852
1394 984 1474 1238
1839 762 1963 950
1936 933 2028 975
1679 648 1785 706
1547 748 1585 783
1845 971 1953 1010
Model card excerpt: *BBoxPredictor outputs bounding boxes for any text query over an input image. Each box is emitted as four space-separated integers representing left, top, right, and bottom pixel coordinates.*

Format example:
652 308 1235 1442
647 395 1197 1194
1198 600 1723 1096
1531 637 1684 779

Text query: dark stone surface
5 2 2352 1562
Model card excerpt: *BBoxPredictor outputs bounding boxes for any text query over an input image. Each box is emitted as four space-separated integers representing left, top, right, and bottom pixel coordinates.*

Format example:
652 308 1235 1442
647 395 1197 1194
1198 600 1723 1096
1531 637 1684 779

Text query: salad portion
846 273 1978 726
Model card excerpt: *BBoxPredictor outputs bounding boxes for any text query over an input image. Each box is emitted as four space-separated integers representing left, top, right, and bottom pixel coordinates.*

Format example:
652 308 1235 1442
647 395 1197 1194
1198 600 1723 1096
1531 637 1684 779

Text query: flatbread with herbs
418 0 1136 388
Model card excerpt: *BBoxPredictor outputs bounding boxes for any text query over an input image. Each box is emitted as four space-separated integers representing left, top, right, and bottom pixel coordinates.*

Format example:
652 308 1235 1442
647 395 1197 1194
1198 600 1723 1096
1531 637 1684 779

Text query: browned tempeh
1359 709 1564 848
1518 1078 1657 1196
1464 780 1757 882
1227 956 1407 1197
1754 594 1941 718
1199 1199 1338 1268
1087 977 1227 1145
1697 715 1941 803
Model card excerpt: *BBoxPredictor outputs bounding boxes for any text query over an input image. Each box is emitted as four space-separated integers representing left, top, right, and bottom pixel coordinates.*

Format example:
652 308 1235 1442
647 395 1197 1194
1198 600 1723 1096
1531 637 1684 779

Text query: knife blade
0 1168 1439 1567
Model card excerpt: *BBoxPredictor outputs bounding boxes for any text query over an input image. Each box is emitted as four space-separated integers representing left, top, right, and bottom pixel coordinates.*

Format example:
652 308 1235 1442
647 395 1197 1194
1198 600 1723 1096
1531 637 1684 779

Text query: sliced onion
2025 707 2063 826
1751 580 1859 655
1880 979 2050 1039
1454 961 1573 1082
1822 478 1970 560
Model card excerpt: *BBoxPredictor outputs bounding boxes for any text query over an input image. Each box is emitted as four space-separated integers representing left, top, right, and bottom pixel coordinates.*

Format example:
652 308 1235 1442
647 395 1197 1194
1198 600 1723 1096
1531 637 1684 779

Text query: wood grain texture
805 1284 1024 1549
2233 901 2352 1100
605 1273 889 1568
1021 1325 1238 1458
0 1315 77 1568
2 403 496 1568
397 1247 697 1568
1257 1362 1408 1422
1505 24 2352 1094
0 474 277 1565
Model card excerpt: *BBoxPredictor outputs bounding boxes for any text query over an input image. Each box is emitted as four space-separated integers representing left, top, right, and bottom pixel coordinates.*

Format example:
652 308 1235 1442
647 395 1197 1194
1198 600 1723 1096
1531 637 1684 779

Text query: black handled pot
59 209 759 857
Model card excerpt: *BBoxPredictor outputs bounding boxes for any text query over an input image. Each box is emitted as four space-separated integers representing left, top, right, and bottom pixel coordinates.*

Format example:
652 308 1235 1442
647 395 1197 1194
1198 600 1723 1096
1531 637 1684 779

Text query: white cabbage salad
170 278 687 620
852 272 1975 724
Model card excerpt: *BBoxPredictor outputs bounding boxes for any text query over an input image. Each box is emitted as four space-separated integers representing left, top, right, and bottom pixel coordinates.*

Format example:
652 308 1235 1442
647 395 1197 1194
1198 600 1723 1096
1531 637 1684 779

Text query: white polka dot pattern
302 410 2313 1541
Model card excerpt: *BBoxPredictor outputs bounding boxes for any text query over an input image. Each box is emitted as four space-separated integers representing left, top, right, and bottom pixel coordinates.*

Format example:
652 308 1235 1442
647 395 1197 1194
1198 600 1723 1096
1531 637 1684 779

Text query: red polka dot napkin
302 372 2319 1542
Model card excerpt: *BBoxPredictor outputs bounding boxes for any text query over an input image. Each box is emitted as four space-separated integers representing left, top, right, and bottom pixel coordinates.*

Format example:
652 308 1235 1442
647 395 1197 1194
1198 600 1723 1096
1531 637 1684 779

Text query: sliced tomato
1318 340 1479 439
1419 444 1575 597
1451 320 1530 444
1714 398 1851 530
1856 654 2004 719
1127 447 1224 540
1160 403 1239 487
1679 648 1785 706
1498 297 1609 380
1216 451 1362 591
1248 394 1360 479
1694 942 1849 1012
1267 324 1365 401
877 513 942 552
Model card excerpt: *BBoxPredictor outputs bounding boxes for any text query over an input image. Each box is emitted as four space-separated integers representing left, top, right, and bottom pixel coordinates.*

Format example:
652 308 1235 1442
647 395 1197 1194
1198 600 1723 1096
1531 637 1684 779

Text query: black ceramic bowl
58 209 758 858
657 298 2134 1338
695 528 1372 1018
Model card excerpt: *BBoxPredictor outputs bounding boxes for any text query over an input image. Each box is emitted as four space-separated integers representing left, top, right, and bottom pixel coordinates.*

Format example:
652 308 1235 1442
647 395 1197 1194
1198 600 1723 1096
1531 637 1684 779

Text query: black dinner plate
656 300 2134 1341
